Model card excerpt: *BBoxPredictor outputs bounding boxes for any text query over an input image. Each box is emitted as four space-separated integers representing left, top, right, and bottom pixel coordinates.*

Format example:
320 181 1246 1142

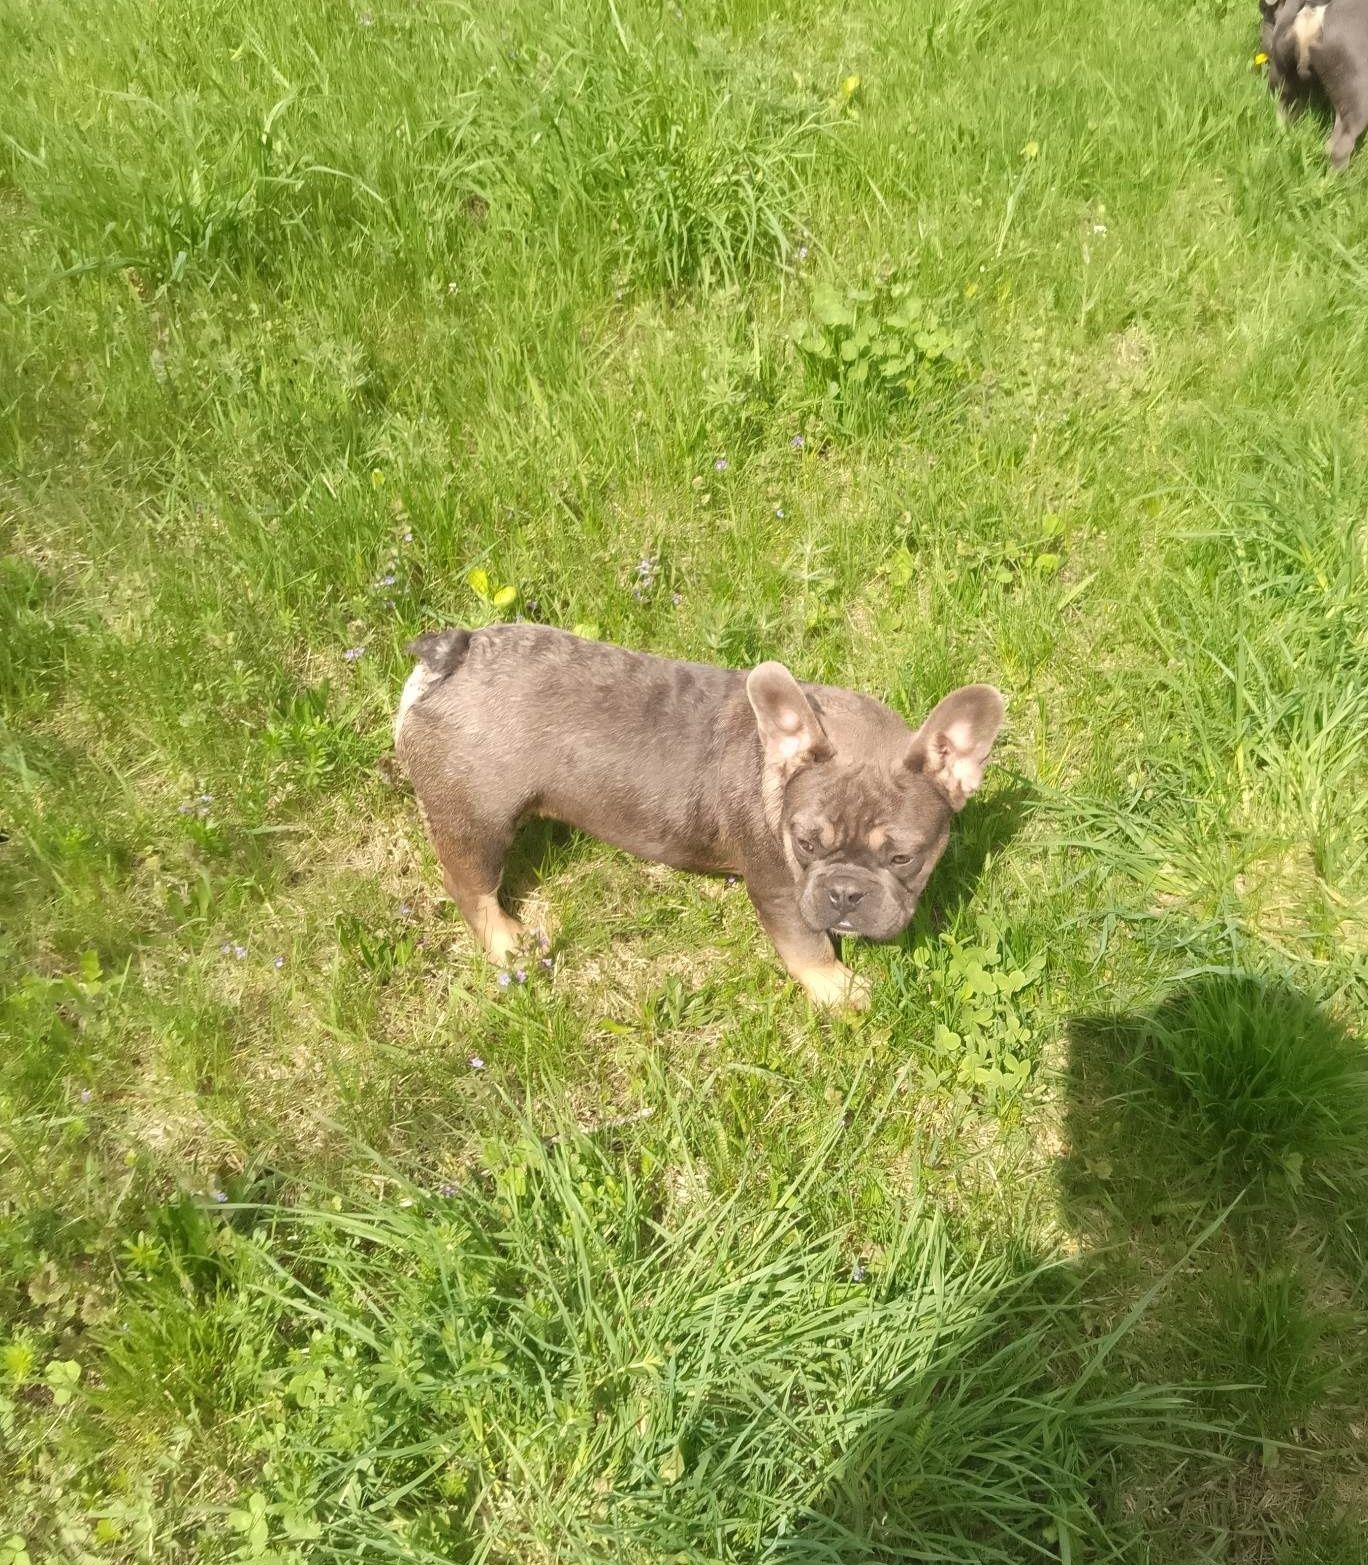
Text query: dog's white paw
484 924 527 966
796 961 871 1011
472 895 528 966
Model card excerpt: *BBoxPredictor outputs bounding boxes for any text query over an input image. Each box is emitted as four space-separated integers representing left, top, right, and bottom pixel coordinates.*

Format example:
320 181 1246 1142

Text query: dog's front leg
745 878 870 1010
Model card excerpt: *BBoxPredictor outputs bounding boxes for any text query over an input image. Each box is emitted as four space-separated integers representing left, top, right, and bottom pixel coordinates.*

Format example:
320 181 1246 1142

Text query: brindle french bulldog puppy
395 625 1003 1009
1261 0 1368 167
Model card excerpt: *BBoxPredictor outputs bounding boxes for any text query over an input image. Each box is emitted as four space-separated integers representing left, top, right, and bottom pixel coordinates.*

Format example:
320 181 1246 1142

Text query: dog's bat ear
747 662 832 774
904 685 1004 810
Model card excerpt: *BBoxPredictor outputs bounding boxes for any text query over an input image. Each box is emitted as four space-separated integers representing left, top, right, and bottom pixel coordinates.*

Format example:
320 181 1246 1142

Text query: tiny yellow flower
841 74 861 98
1254 50 1270 66
370 469 385 489
1021 140 1040 160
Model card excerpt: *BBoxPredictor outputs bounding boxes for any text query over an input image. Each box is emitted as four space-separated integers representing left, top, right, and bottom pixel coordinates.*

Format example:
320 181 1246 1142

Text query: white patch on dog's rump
394 662 441 749
1293 5 1326 78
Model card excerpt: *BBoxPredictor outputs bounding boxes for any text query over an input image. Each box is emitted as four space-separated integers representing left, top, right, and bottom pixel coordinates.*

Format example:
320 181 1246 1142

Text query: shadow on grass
787 974 1368 1561
502 815 590 904
898 775 1035 946
31 973 1368 1563
1055 973 1368 1558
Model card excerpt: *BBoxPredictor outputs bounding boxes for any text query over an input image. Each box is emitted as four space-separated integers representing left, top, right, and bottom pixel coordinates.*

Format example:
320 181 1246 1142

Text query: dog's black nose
827 882 865 914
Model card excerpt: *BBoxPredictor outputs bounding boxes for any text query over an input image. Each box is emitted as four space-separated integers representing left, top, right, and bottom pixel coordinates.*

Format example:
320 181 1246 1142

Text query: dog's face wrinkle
783 761 952 939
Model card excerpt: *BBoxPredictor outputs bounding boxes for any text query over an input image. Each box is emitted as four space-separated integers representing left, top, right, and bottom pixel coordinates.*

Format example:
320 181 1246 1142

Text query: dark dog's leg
1277 83 1306 121
1329 87 1368 168
422 808 526 964
1270 58 1305 122
746 879 870 1009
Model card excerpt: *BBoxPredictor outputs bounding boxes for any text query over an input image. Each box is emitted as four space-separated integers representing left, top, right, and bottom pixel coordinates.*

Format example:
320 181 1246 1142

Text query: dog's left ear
905 685 1004 809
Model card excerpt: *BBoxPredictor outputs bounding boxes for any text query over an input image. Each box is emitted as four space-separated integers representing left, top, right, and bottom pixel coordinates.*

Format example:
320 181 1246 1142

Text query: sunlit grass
2 0 1366 1557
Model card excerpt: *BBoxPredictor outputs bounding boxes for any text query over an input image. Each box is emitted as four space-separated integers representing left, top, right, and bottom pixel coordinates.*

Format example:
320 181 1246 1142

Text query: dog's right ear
747 662 832 777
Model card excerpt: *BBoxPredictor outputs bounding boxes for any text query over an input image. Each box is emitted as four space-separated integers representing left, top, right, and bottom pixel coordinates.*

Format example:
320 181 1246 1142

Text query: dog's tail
395 629 471 751
406 628 471 677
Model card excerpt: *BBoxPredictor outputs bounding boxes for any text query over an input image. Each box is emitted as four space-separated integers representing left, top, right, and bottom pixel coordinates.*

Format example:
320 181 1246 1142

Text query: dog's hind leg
421 806 527 964
1328 87 1368 168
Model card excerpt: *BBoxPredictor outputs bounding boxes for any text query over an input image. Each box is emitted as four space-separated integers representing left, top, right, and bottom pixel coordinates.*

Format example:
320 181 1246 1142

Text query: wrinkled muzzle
798 864 916 941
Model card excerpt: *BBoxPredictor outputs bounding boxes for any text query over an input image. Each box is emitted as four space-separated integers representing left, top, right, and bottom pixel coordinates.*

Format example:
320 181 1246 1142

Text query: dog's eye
889 853 913 866
793 833 816 855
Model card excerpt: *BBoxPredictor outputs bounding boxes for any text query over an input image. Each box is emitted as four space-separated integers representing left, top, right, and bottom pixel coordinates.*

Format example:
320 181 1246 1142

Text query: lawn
2 0 1367 1558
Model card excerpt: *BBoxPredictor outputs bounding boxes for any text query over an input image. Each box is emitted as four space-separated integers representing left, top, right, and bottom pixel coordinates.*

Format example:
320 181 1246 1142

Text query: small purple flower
344 645 366 662
402 529 413 544
790 434 805 449
537 933 551 952
513 967 527 984
496 972 511 989
377 573 396 588
220 942 233 955
636 556 658 579
469 1055 485 1070
851 1261 868 1283
79 1088 93 1103
398 901 413 918
671 590 682 607
539 956 554 971
713 457 728 472
796 244 809 262
775 506 785 518
438 1181 458 1198
725 874 740 886
198 792 213 805
233 944 248 960
272 955 285 970
211 1189 228 1204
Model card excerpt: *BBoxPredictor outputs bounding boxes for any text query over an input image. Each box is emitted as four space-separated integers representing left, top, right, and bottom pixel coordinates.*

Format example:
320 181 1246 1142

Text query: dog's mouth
800 881 917 942
812 904 919 942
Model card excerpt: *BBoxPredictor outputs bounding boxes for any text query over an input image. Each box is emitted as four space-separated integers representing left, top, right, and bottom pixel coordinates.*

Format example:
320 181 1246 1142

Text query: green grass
2 0 1367 1558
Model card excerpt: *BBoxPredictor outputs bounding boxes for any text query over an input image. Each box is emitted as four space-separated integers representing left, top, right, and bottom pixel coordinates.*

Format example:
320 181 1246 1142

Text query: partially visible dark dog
1261 0 1368 167
395 625 1004 1009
